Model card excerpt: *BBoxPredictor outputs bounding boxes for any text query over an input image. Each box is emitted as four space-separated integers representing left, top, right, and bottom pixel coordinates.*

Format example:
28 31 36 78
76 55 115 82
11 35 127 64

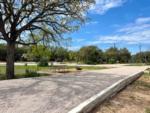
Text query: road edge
68 71 144 113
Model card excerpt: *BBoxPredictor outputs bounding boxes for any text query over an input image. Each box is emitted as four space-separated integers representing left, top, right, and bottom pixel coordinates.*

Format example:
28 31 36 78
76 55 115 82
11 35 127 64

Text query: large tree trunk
6 42 15 79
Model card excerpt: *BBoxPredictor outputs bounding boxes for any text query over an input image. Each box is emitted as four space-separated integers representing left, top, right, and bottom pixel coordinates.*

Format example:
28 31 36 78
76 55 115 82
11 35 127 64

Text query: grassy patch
78 66 107 70
145 108 150 113
92 72 150 113
132 72 150 89
0 65 49 80
134 72 150 89
134 79 150 89
0 65 107 80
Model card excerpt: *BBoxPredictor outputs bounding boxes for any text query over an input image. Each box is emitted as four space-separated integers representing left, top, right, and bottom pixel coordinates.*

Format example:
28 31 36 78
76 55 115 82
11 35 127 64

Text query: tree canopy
0 0 95 79
105 47 119 64
0 0 94 45
78 46 103 64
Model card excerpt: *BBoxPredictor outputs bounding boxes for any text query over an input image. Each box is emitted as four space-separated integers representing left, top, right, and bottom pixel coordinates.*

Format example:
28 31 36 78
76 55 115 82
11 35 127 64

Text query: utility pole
139 43 142 63
113 43 116 48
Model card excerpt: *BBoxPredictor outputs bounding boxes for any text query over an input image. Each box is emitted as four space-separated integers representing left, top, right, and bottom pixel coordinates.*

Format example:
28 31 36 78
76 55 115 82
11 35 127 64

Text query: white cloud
73 38 85 42
119 17 150 33
135 17 150 24
90 0 126 14
118 24 150 33
85 21 99 25
89 16 150 45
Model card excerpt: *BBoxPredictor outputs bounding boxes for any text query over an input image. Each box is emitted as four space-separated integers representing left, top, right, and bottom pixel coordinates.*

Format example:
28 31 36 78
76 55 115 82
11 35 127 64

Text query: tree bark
6 42 15 79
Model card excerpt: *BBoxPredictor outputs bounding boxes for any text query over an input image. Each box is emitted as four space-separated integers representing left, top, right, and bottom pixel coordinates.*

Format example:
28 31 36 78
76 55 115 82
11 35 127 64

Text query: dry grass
92 72 150 113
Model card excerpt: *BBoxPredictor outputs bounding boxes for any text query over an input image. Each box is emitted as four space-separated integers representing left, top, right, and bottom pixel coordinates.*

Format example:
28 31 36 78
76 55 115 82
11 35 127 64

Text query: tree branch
15 41 37 46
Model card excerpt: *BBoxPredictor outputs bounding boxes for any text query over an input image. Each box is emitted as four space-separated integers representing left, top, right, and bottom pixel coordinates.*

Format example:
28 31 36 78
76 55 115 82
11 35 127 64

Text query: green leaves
78 46 103 64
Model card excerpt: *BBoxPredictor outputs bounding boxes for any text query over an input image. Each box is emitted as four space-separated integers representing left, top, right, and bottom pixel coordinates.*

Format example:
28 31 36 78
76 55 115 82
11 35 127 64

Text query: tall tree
119 48 131 63
105 47 119 64
0 0 94 79
134 51 150 63
78 46 103 64
55 47 69 62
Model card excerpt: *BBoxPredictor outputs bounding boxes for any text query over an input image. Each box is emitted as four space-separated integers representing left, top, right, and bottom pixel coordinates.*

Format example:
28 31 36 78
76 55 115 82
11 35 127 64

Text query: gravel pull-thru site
0 66 148 113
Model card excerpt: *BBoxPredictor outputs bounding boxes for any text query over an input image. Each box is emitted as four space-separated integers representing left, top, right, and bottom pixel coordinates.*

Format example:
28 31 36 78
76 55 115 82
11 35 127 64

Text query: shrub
108 58 116 64
25 70 40 78
75 66 82 70
38 57 49 67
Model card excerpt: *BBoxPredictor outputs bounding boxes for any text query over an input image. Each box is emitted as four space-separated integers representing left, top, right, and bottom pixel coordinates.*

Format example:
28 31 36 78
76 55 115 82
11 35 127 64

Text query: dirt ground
92 72 150 113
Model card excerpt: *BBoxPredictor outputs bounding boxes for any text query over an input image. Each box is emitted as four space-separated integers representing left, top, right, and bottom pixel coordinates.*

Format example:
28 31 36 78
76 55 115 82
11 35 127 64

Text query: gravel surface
0 66 148 113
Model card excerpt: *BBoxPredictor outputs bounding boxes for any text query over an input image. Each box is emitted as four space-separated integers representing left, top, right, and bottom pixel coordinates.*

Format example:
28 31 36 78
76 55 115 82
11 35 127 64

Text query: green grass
0 65 107 80
135 79 150 89
0 65 50 80
81 66 107 70
134 72 150 89
0 65 49 74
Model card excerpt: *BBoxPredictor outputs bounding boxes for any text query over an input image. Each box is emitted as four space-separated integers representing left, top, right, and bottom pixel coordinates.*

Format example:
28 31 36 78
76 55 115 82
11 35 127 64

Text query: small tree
0 0 94 79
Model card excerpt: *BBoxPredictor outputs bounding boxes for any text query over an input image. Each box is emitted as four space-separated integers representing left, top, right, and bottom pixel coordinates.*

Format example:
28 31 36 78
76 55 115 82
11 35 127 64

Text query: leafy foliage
105 47 119 64
132 51 150 63
38 57 49 67
0 0 94 79
53 47 69 62
119 48 131 63
78 46 103 64
27 45 50 61
104 47 131 64
0 0 94 45
25 70 40 78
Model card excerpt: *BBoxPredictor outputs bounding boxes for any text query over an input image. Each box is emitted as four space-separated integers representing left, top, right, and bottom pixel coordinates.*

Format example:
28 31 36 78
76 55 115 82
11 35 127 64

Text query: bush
25 70 40 78
75 66 82 70
38 57 49 67
108 58 116 64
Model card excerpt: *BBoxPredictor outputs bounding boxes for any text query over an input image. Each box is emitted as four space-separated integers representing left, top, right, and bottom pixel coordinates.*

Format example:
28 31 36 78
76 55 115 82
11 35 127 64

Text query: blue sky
67 0 150 54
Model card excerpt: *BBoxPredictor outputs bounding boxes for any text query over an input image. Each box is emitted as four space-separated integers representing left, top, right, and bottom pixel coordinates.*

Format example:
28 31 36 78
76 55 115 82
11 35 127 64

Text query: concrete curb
68 71 144 113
